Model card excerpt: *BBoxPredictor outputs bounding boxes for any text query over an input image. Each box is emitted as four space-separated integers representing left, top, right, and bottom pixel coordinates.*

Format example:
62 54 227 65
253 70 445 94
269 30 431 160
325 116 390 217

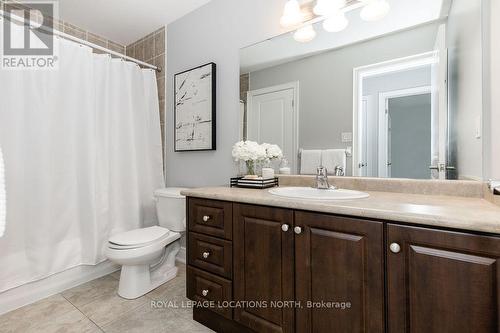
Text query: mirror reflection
239 0 484 180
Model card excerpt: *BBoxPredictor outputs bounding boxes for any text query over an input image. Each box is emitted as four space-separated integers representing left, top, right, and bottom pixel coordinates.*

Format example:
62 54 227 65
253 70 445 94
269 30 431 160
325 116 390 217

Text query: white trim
352 51 438 176
377 86 432 177
247 81 300 173
0 261 119 316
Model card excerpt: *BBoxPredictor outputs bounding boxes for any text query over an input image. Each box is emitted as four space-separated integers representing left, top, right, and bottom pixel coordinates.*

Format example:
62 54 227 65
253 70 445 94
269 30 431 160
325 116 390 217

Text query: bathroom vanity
184 186 500 333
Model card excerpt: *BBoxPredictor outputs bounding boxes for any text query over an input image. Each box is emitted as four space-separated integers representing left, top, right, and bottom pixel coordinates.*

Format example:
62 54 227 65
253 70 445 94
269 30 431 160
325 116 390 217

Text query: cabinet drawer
187 266 233 319
188 198 232 240
188 232 232 279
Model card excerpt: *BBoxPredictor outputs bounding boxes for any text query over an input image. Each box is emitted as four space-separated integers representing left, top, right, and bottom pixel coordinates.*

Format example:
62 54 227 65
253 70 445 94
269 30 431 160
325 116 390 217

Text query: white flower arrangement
262 143 283 161
232 141 283 176
232 141 267 162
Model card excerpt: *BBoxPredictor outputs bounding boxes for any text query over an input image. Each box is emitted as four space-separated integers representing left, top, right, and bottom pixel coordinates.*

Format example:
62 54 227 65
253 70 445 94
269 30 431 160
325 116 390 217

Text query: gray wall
248 25 435 176
249 24 437 151
447 0 484 180
165 0 497 186
165 0 286 187
388 94 432 179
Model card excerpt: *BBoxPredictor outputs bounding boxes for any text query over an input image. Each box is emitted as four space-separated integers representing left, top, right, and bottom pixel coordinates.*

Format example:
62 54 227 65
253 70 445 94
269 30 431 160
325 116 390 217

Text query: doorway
353 50 447 179
379 88 432 179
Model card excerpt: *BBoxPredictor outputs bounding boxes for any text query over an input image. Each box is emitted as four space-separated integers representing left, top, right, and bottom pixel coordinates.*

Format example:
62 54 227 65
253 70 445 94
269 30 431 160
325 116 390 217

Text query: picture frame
174 62 216 152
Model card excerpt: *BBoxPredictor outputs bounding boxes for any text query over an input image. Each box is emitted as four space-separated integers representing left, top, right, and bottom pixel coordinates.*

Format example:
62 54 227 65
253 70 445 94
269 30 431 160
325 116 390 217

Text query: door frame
378 86 432 178
352 51 438 177
247 81 300 173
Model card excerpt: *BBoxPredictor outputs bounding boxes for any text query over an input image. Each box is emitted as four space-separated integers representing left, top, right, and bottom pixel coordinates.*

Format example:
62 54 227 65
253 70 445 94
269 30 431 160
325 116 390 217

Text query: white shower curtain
0 38 165 292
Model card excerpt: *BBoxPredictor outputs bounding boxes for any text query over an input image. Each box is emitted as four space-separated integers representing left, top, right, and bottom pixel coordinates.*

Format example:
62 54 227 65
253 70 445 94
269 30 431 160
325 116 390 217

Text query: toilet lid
109 226 170 247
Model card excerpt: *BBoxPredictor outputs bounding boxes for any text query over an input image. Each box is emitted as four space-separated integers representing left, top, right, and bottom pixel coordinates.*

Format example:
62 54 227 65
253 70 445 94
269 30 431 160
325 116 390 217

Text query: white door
247 83 298 172
387 112 392 177
358 97 368 176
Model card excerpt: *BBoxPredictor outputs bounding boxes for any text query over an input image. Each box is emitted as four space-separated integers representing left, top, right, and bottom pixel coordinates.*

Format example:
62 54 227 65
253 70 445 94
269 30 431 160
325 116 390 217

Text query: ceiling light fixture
322 10 349 32
313 0 347 16
360 0 391 21
280 0 303 28
293 24 317 43
282 0 391 43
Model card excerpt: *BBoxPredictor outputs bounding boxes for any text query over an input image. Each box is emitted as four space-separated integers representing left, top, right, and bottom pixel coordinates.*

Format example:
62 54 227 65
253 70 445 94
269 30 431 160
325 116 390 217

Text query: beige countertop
181 187 500 235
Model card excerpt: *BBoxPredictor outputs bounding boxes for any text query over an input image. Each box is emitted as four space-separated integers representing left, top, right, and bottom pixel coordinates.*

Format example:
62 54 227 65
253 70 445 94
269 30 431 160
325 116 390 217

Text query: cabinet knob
294 226 302 235
202 215 211 222
202 251 210 259
281 224 289 232
390 243 401 254
202 289 209 297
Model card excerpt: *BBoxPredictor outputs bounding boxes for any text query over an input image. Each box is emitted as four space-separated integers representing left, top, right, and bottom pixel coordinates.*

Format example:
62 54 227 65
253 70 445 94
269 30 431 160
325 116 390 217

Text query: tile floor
0 264 214 333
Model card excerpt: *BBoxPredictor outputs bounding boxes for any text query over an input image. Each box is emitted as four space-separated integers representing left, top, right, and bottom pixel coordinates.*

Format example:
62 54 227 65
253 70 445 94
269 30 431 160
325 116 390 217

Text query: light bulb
293 24 317 43
314 0 347 16
323 10 349 32
280 0 303 28
360 0 390 21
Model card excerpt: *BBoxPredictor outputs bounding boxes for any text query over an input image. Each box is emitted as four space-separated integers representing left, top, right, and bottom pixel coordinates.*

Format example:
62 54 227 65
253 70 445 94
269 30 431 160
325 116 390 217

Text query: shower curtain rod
0 10 161 72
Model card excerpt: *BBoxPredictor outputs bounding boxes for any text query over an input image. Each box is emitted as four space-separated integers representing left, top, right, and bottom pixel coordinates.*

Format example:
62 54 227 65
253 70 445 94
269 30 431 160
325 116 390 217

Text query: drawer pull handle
390 243 401 254
202 251 210 259
294 226 302 235
202 215 211 222
281 224 289 232
202 289 209 297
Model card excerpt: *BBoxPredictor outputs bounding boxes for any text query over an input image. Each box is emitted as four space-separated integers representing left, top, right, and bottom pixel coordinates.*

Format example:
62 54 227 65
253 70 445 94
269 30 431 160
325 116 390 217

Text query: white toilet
106 187 187 299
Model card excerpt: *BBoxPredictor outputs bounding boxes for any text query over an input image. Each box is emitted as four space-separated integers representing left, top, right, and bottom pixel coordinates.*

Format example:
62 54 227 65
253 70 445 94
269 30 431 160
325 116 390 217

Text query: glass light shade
323 11 349 32
314 0 347 16
293 24 317 43
360 0 390 21
280 0 303 28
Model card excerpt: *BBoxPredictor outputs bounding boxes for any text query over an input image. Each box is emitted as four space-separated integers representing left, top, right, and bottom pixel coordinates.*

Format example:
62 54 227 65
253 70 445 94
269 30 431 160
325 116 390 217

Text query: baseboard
0 261 119 316
176 246 186 264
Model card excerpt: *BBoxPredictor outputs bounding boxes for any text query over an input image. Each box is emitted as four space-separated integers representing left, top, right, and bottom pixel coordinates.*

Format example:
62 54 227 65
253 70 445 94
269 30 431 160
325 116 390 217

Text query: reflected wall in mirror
239 0 485 181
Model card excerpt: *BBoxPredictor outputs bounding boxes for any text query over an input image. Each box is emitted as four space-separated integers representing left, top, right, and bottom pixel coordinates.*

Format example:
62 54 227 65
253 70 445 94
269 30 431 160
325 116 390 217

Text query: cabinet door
233 204 294 333
295 212 385 333
387 224 500 333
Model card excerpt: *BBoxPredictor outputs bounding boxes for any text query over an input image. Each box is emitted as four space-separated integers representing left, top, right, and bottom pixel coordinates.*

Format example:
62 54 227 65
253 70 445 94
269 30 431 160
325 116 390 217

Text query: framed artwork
174 62 216 152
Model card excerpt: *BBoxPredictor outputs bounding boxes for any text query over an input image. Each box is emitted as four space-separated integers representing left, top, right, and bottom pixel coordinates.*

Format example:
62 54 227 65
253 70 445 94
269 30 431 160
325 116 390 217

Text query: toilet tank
154 188 188 232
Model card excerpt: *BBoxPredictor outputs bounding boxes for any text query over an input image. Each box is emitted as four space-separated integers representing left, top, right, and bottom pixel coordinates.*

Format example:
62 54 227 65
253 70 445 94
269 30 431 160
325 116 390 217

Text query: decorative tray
230 177 279 189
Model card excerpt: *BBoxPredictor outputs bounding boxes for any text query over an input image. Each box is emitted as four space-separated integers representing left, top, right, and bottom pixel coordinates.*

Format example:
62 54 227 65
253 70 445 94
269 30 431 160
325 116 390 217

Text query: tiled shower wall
0 1 126 54
126 28 166 154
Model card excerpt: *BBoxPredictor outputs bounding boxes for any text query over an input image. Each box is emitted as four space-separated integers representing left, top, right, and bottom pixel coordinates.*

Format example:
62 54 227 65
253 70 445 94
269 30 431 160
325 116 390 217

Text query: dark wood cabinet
295 212 385 333
387 224 500 333
188 198 233 240
186 197 500 333
233 204 295 333
188 232 232 279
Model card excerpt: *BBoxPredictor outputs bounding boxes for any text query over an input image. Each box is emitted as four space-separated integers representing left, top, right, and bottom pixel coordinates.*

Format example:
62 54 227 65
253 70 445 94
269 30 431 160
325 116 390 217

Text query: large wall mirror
239 0 485 181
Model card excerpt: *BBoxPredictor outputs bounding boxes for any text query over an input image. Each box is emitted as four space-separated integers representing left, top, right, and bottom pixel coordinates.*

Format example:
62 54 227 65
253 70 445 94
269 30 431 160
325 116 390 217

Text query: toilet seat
109 226 170 250
106 231 181 262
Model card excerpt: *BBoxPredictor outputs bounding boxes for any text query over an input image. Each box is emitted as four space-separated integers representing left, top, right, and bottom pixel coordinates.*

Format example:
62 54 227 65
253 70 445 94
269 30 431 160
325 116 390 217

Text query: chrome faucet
316 166 332 189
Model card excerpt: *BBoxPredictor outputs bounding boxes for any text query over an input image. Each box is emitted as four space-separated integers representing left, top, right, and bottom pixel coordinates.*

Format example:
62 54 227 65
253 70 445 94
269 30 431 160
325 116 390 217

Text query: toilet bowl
105 187 187 299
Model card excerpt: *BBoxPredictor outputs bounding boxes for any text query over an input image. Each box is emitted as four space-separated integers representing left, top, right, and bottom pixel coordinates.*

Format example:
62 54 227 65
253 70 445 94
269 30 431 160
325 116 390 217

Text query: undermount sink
268 187 370 201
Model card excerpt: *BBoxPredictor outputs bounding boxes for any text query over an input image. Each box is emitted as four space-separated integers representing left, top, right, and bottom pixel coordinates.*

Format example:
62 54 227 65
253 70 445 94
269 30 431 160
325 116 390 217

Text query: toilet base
117 241 181 299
